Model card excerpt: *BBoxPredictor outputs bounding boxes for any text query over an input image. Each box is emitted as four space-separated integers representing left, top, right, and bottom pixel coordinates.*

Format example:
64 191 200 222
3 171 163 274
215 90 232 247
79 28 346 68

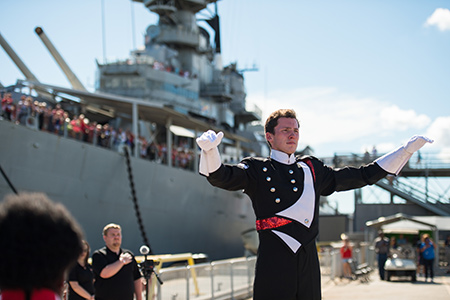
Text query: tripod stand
140 246 163 300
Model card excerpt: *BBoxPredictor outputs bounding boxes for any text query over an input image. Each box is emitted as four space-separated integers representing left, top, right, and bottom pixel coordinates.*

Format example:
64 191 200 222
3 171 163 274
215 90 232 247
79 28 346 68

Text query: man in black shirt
92 223 142 300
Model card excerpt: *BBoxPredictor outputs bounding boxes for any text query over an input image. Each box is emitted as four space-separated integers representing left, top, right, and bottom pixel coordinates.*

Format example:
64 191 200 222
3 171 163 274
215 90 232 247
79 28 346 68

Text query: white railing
148 246 376 300
319 245 376 281
152 257 255 300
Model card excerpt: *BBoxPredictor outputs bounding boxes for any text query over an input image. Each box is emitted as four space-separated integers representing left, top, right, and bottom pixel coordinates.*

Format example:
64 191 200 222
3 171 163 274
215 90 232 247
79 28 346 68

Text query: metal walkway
321 151 450 216
375 179 450 216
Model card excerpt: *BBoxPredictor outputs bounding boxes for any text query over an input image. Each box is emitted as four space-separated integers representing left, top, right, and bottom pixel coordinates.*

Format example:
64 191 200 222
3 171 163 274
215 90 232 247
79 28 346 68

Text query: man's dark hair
0 193 84 293
264 109 299 135
264 109 299 148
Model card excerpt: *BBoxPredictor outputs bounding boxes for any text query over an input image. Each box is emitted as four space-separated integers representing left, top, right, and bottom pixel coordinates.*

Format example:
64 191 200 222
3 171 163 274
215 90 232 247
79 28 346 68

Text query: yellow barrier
135 252 200 298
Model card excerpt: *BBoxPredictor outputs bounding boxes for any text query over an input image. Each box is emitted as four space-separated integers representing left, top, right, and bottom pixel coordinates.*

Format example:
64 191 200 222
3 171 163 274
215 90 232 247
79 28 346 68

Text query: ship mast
134 0 219 75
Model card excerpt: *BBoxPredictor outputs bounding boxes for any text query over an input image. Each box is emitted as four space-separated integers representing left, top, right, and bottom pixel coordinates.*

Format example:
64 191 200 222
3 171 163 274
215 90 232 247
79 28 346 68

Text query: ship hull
0 120 255 259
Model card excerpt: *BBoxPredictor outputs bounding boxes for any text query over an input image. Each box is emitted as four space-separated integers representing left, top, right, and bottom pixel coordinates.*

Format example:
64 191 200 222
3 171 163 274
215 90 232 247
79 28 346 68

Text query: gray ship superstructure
97 0 261 153
0 0 265 259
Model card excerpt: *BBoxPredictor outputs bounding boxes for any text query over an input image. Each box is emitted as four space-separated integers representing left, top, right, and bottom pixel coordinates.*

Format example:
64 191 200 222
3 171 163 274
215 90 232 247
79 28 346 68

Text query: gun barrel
35 27 87 91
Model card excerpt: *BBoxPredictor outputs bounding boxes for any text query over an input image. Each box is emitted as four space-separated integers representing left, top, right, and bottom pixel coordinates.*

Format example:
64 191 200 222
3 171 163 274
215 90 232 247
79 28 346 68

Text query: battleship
0 0 266 260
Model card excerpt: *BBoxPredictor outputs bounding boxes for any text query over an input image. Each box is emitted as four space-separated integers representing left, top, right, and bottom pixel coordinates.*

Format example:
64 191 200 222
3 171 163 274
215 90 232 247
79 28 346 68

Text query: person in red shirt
1 92 14 121
340 238 353 279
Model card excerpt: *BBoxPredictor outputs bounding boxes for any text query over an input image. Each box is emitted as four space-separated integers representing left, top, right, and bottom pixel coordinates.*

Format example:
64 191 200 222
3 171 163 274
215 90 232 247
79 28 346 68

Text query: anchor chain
123 146 152 253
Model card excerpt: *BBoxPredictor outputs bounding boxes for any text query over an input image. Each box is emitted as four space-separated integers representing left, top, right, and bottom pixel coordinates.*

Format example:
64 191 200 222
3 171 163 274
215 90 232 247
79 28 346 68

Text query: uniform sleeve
312 158 388 196
207 159 256 192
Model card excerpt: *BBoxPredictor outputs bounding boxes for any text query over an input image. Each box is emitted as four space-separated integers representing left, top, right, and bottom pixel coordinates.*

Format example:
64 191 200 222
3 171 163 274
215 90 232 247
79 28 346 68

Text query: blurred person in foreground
196 108 433 300
92 223 142 300
67 240 95 300
0 193 83 300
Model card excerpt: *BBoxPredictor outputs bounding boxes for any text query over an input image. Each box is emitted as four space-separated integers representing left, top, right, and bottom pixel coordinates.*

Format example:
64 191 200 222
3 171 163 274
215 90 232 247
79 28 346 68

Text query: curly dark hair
0 193 84 293
264 109 299 147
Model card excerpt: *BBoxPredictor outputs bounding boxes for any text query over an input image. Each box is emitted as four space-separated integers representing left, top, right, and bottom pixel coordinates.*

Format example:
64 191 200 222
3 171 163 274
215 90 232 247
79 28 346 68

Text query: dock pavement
244 266 450 300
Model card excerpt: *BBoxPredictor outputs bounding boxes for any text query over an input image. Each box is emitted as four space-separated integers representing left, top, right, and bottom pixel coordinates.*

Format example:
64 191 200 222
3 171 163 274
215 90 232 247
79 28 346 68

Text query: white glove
196 131 224 176
196 130 223 151
404 135 434 154
375 135 433 175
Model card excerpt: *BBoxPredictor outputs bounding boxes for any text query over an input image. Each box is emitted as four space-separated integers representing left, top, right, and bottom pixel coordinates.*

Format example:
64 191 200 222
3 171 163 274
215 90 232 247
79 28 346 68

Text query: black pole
144 253 150 300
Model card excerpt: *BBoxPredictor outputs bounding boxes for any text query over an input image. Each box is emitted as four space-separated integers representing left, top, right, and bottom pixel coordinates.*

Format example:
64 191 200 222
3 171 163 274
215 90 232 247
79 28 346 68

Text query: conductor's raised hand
404 135 434 154
196 130 224 151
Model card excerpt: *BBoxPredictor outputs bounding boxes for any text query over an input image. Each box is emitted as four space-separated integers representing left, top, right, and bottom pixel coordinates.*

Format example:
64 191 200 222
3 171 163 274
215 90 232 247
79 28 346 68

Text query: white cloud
426 116 450 148
425 116 450 163
425 8 450 31
248 87 433 153
250 87 382 147
249 87 430 144
380 105 431 131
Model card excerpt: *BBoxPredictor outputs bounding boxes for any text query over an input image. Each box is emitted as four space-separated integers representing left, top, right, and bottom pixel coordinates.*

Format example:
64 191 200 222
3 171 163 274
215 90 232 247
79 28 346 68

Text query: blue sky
1 0 449 213
222 1 450 157
1 0 449 158
0 0 450 156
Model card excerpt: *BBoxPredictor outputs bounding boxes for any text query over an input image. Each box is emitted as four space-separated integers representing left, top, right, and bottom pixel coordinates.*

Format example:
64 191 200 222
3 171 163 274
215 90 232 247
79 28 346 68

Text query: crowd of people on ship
151 60 195 79
1 92 196 170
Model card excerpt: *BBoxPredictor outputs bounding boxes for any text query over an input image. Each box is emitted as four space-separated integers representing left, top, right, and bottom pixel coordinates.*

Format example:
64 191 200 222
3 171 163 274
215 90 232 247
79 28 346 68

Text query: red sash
256 216 292 231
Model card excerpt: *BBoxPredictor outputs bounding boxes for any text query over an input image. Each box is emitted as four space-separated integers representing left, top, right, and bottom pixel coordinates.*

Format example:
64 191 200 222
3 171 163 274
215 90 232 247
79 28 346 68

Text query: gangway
321 151 450 217
375 179 450 216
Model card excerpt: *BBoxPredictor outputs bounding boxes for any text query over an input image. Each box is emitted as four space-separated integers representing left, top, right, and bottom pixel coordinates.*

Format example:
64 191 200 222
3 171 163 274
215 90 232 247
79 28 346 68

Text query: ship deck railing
0 112 199 172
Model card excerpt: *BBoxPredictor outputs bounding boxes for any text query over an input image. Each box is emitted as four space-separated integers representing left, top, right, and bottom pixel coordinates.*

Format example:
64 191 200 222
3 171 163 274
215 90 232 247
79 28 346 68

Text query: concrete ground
244 266 450 300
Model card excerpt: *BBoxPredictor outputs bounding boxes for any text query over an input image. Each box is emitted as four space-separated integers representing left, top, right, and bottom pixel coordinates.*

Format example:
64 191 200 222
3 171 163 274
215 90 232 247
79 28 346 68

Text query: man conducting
92 223 143 300
196 108 432 300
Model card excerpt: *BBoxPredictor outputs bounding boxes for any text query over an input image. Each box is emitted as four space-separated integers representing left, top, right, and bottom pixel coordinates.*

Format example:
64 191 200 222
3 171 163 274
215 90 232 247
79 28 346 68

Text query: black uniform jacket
207 155 387 253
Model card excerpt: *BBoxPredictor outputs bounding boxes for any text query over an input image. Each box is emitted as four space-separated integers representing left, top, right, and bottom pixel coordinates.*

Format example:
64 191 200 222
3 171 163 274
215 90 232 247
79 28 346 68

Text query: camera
139 245 163 285
140 259 155 277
